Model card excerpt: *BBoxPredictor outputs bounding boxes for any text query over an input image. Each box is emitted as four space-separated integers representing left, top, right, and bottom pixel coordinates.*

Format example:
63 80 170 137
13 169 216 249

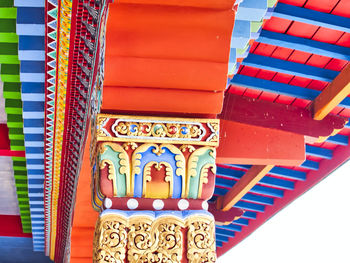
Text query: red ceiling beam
217 119 305 165
0 215 31 237
219 93 347 141
0 124 25 157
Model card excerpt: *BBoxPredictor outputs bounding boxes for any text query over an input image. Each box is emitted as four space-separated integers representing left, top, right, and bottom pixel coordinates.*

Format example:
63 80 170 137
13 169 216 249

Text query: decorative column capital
91 114 220 210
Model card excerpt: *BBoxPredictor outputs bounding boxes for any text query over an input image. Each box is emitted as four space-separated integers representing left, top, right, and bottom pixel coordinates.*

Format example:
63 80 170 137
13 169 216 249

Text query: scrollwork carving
93 215 128 263
187 216 216 263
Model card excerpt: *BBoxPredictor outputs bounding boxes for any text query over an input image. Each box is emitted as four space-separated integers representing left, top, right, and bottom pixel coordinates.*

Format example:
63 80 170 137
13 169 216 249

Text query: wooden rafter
312 64 350 120
217 165 274 211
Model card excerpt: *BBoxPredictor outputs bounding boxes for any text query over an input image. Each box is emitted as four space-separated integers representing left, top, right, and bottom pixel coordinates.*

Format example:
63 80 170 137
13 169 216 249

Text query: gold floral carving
93 214 216 263
187 216 217 263
93 214 128 263
128 216 184 263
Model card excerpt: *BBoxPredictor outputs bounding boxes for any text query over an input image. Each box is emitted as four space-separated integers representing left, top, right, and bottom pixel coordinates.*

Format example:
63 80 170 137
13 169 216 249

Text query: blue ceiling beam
226 164 306 181
216 228 236 237
215 178 284 198
229 74 350 108
216 235 230 243
241 211 257 220
242 53 339 82
233 218 250 226
273 3 350 33
257 30 350 60
234 201 265 212
216 241 223 247
241 193 274 206
301 159 319 170
216 223 242 232
326 134 348 146
216 167 294 190
306 145 333 159
213 188 275 206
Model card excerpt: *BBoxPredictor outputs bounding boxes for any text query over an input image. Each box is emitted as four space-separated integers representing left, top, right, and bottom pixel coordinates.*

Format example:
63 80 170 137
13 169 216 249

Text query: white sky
218 160 350 263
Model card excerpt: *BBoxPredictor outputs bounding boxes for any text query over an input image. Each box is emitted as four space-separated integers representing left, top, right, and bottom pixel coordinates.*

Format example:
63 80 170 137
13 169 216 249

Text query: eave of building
216 0 350 255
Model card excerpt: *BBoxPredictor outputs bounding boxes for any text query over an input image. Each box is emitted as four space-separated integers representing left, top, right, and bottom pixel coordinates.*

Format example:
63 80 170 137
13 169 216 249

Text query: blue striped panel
233 218 249 226
235 201 265 212
16 3 46 252
216 223 242 232
306 145 333 159
235 0 268 21
216 166 294 189
14 0 45 7
215 176 284 198
216 228 236 238
273 3 350 33
326 134 348 146
216 240 223 247
301 159 319 170
257 30 350 61
216 235 230 243
17 8 45 24
225 164 306 181
0 237 52 263
230 74 350 108
241 211 257 220
242 53 339 82
213 188 274 206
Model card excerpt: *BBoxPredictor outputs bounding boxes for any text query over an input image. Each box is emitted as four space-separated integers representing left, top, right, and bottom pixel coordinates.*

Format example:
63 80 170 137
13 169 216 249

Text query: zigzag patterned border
44 0 59 256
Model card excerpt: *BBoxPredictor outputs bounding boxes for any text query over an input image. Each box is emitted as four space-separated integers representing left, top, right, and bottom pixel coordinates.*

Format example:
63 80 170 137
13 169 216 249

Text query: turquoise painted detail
188 148 216 199
100 145 127 197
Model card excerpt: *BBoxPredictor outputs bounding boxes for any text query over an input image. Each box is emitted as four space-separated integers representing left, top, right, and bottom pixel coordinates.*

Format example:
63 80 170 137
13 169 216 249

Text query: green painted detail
237 44 249 55
0 32 18 43
11 145 25 151
0 55 18 64
7 121 23 128
17 189 28 196
13 160 26 166
8 127 23 135
188 149 215 199
0 19 16 33
0 42 18 55
0 0 14 8
0 8 16 19
0 74 20 82
100 145 128 197
5 108 21 114
14 170 27 176
48 50 56 58
9 134 24 140
251 21 263 33
48 8 58 19
268 0 278 8
48 69 56 76
12 156 26 161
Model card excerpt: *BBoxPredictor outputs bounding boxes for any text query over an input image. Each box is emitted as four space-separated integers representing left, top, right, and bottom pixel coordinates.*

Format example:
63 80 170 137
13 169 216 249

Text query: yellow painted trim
50 0 73 259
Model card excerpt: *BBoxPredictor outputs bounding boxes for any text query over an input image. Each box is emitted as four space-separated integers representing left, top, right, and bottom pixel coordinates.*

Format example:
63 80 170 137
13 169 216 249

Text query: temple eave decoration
3 0 350 262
